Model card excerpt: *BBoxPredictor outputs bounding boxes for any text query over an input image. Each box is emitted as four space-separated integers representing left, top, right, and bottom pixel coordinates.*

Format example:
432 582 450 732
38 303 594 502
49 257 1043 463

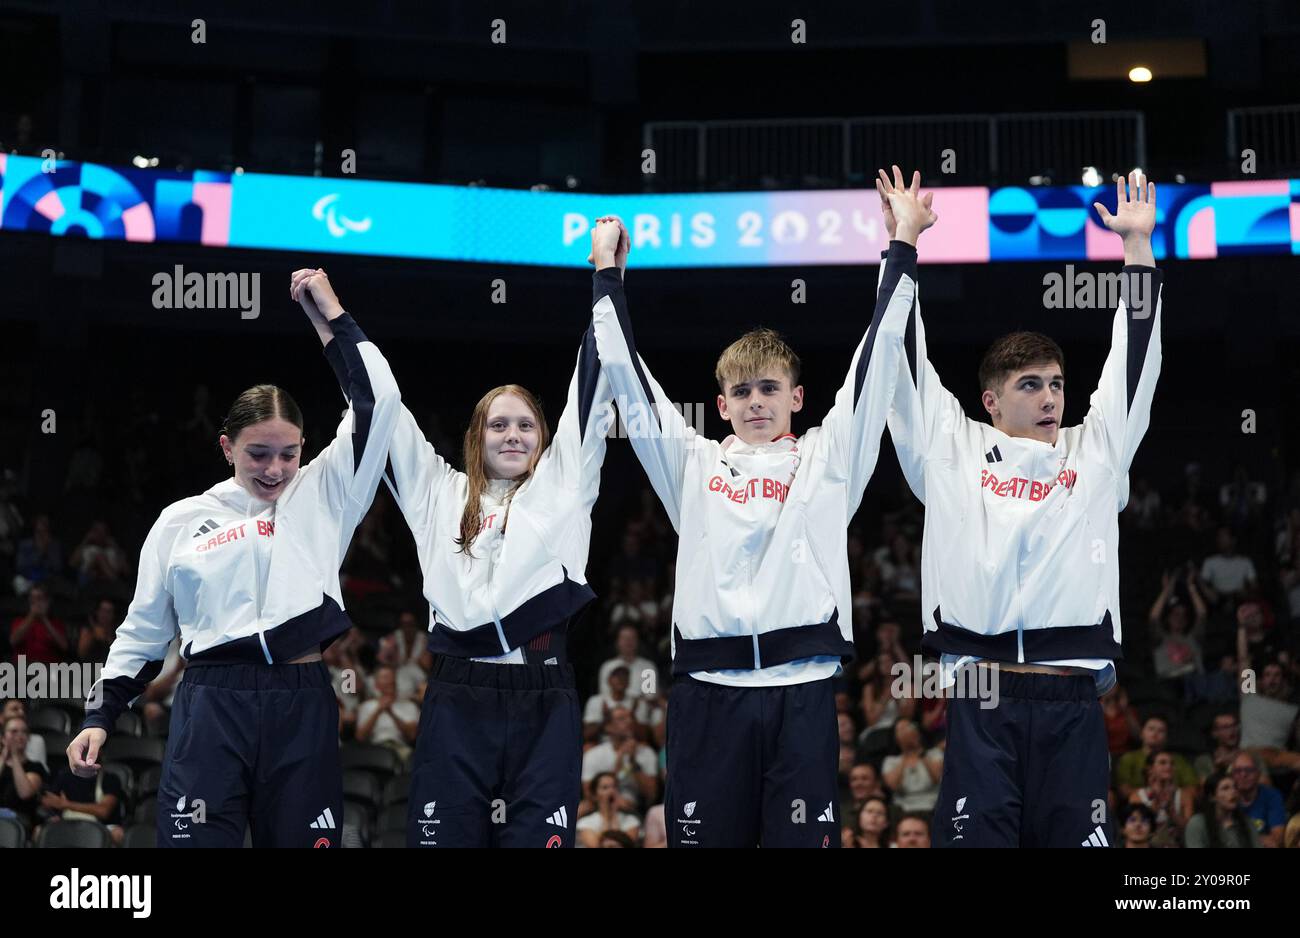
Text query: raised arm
820 167 933 510
532 227 619 508
71 513 180 772
291 268 404 555
1086 171 1162 485
878 168 969 503
588 217 693 531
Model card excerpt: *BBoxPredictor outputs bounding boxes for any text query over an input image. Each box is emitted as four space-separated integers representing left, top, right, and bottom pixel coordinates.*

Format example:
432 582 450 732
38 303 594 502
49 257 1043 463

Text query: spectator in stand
608 579 661 638
844 795 890 848
1129 749 1194 847
881 719 943 814
1185 771 1258 848
1114 715 1199 800
13 514 64 597
858 649 910 742
878 533 921 608
0 715 46 834
76 598 117 664
599 830 636 848
1230 751 1286 847
1185 653 1241 706
582 705 658 814
1120 803 1157 848
1124 476 1162 530
9 584 68 665
608 524 659 587
1237 647 1300 777
323 639 362 737
1 699 46 770
391 610 429 692
1194 711 1244 780
576 772 641 847
597 623 660 700
138 636 184 736
1280 549 1300 623
582 665 650 743
355 665 419 764
1148 568 1206 681
68 520 129 600
1199 527 1258 611
1275 507 1300 566
340 506 397 602
1219 465 1266 532
40 762 126 846
893 812 930 848
1101 684 1142 756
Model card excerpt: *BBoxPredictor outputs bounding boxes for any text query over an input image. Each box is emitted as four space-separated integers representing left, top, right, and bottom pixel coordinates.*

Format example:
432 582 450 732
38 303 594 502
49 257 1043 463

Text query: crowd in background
2 384 1299 849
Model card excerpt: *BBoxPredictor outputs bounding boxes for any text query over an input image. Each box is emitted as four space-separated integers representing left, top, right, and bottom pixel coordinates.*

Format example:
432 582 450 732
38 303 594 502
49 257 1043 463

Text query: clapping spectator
1184 771 1259 848
355 665 419 764
69 520 129 599
608 579 660 636
1129 749 1194 847
577 772 641 847
9 584 68 665
76 598 117 664
1148 567 1206 680
1 699 46 770
581 706 658 813
881 719 943 813
0 715 46 834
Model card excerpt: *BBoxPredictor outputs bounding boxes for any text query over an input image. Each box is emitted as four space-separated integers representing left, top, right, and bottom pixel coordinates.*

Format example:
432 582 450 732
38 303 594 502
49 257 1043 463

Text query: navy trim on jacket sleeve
856 240 918 403
323 312 377 475
594 267 661 432
1120 266 1161 410
81 660 166 733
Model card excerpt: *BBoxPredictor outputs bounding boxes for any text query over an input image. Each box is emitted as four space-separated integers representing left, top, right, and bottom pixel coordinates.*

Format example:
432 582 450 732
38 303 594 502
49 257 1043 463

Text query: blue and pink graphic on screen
2 154 1298 266
0 154 231 243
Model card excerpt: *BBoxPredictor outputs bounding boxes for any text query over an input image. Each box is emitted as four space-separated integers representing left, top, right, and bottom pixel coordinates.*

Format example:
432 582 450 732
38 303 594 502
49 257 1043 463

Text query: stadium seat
114 711 144 737
101 736 166 771
36 820 111 848
384 774 411 805
28 707 71 736
340 743 403 779
123 823 156 849
342 769 383 808
135 796 158 825
0 817 28 848
136 764 163 800
380 802 408 830
374 827 407 848
101 761 136 805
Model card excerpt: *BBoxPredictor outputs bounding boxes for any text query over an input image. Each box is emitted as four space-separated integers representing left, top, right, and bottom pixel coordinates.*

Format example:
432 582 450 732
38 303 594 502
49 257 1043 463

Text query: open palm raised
1094 170 1156 240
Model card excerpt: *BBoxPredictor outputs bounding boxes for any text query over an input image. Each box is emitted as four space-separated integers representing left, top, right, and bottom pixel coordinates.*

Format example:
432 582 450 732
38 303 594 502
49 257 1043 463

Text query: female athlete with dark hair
66 269 401 847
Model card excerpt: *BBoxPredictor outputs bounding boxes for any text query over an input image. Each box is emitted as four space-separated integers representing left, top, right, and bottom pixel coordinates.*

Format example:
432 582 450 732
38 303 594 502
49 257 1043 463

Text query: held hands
875 166 937 247
290 268 346 324
588 215 630 274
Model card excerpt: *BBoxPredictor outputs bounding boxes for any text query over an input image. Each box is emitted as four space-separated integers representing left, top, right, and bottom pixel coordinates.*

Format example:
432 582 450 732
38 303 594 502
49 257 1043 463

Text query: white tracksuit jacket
589 244 914 685
81 314 401 732
886 249 1162 690
377 276 615 659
